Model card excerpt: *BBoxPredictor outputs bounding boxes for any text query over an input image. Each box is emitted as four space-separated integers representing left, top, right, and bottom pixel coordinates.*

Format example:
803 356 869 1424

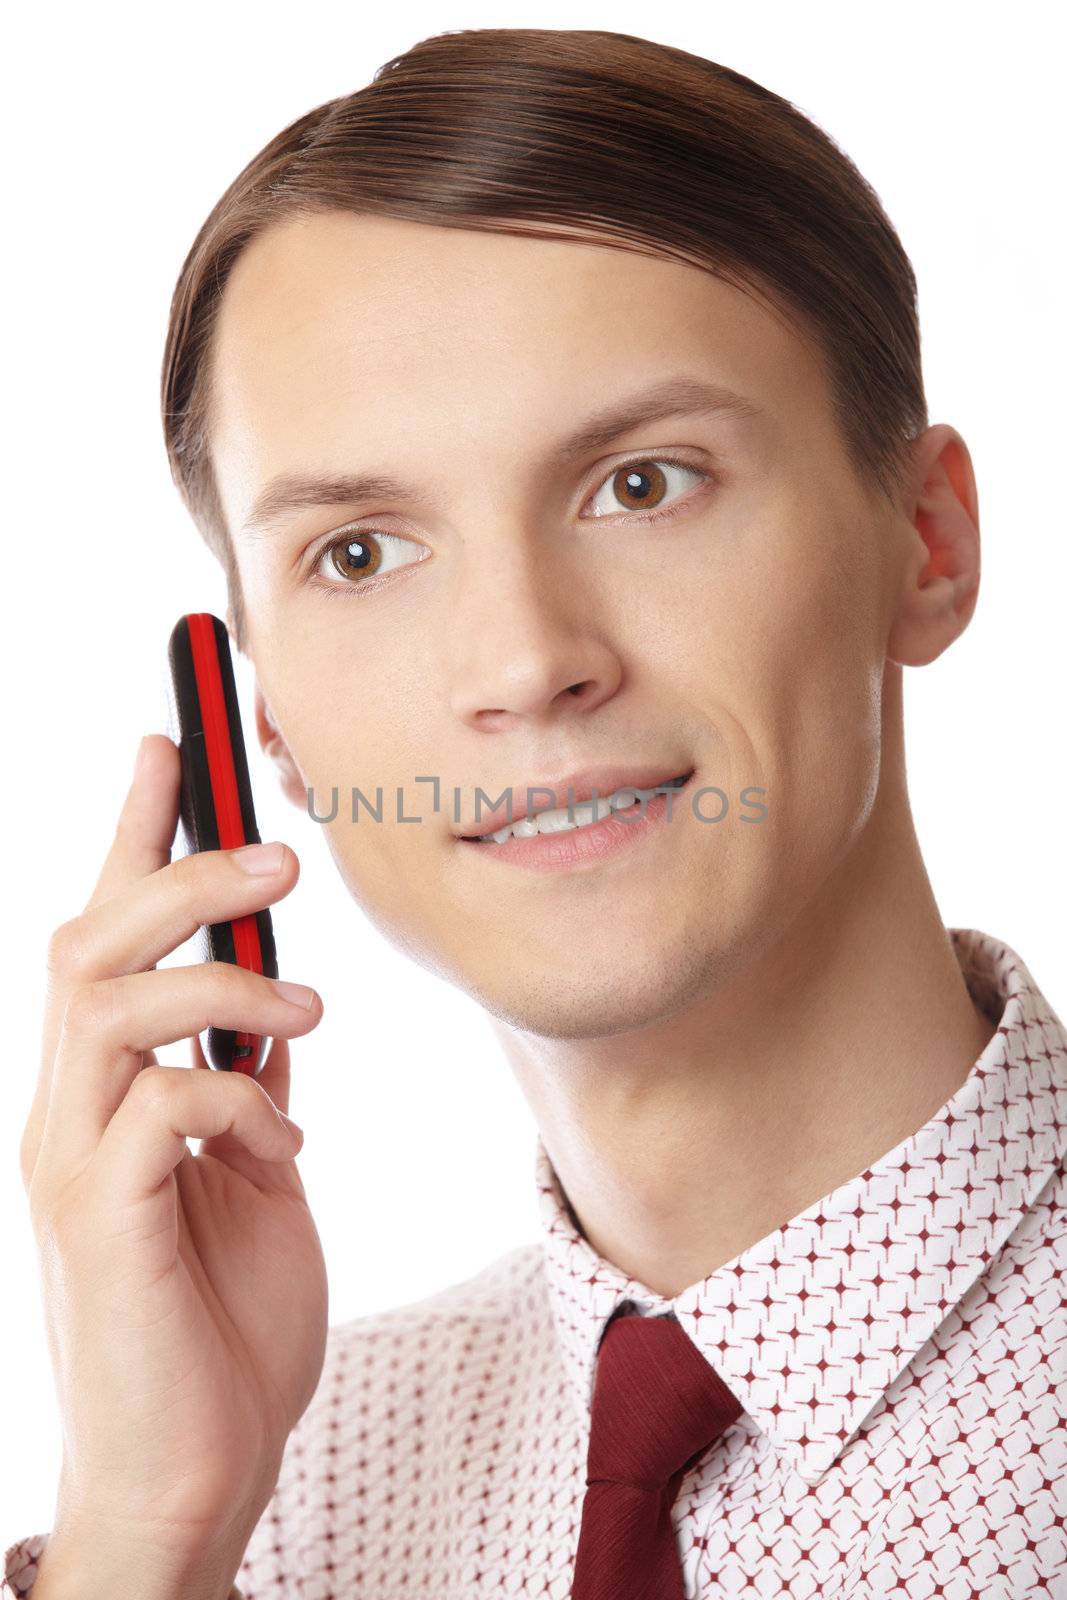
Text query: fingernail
233 842 286 875
271 978 317 1010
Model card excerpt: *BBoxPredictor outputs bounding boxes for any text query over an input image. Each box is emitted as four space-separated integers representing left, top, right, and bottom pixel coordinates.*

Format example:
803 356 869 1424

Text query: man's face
210 211 901 1038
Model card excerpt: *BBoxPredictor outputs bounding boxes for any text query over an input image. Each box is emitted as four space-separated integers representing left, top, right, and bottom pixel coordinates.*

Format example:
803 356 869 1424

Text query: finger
27 834 298 1192
253 1032 293 1119
28 734 182 1182
92 1063 303 1206
195 1029 294 1113
56 838 298 991
85 734 181 912
22 1040 155 1196
194 1034 294 1162
36 964 321 1180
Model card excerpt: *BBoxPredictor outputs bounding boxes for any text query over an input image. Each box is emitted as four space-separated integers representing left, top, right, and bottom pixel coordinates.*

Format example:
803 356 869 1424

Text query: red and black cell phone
166 613 278 1076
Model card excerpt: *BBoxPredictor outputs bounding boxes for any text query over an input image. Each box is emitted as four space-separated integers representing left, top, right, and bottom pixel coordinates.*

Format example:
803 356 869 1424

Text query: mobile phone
165 613 279 1075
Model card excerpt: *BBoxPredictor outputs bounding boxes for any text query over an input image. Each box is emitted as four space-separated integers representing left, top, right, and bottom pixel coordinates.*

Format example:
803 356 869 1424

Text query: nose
446 541 623 731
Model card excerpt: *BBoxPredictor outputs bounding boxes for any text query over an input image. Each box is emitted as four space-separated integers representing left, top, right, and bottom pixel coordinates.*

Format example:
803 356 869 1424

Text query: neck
493 771 997 1300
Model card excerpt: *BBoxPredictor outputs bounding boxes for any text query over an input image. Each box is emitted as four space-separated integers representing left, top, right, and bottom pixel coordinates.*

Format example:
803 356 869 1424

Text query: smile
470 771 694 843
456 769 697 874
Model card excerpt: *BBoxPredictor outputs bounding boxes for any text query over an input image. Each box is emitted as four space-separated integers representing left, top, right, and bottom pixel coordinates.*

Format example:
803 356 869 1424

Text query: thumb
189 1032 300 1177
254 1032 293 1118
189 1030 291 1116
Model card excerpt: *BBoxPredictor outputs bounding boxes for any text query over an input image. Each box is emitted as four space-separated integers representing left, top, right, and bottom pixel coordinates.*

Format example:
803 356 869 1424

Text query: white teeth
473 776 688 844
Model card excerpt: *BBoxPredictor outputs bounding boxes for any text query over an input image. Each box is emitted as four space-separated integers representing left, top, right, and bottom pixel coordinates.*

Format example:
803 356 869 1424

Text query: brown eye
584 457 708 523
312 528 429 594
329 535 383 581
610 461 669 512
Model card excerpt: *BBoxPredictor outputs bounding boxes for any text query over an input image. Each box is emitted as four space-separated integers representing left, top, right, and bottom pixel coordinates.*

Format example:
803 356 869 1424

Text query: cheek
697 506 884 812
770 549 884 860
259 621 402 760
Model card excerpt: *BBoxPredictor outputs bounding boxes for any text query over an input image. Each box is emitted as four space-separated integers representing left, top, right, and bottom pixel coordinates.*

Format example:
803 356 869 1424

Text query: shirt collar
535 927 1067 1485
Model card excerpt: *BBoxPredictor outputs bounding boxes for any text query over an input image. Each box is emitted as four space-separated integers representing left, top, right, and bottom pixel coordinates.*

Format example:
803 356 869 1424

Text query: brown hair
161 27 927 652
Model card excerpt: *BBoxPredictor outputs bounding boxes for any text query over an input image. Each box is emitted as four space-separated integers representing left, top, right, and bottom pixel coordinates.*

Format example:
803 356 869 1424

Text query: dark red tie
570 1309 743 1599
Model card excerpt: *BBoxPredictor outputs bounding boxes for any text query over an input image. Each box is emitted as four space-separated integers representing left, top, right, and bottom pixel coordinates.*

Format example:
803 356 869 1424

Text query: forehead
209 211 826 516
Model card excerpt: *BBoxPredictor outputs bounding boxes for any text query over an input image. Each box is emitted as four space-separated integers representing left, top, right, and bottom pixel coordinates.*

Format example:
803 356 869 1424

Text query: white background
3 0 1063 1547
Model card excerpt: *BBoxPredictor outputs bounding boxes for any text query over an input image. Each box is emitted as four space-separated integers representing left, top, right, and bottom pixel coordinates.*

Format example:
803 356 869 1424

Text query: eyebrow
240 375 765 538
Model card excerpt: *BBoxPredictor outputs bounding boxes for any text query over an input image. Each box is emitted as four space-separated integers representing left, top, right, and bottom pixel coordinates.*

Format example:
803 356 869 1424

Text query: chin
455 945 719 1042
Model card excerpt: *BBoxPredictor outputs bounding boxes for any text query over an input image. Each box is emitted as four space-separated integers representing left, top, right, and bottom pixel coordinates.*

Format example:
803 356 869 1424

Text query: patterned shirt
6 927 1066 1598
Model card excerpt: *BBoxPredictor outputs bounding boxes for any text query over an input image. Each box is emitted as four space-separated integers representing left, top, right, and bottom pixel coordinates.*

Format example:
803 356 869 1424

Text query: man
8 27 1065 1599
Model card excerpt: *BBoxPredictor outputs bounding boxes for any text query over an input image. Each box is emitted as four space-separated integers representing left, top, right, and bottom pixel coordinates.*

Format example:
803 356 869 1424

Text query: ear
253 680 307 811
886 423 981 668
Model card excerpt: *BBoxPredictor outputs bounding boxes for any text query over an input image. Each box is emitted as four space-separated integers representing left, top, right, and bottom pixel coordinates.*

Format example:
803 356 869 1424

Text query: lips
455 763 695 840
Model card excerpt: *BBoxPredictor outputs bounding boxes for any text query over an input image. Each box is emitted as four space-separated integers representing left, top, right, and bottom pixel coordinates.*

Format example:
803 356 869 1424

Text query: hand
19 733 329 1563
